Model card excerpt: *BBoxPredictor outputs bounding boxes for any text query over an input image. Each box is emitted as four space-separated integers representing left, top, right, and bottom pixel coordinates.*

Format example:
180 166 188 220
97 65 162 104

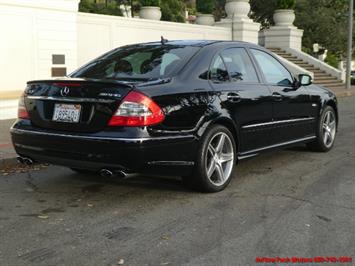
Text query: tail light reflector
18 93 30 119
108 91 165 127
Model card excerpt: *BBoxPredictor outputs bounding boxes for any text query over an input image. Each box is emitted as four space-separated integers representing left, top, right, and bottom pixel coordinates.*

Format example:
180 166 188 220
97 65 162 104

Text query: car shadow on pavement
286 145 310 152
12 143 318 199
68 171 193 193
55 143 315 194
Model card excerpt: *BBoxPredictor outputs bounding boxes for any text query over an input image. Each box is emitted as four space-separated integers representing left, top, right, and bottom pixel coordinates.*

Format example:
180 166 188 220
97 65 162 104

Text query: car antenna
161 36 168 45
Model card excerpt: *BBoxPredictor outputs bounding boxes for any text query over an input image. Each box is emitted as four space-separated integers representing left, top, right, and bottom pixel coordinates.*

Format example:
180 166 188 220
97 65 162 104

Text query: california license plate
52 104 81 123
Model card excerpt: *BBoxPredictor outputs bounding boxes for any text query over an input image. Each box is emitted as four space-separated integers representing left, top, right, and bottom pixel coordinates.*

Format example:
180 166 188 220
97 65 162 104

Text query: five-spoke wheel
182 125 236 193
205 132 234 187
307 105 337 152
322 110 336 148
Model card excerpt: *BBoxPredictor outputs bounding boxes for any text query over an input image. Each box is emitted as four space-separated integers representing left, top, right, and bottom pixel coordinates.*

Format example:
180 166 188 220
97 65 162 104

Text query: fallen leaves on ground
37 215 49 219
161 235 170 240
1 163 49 176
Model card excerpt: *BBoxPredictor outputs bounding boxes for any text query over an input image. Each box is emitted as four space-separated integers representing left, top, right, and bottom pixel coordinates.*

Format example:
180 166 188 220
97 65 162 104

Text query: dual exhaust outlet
17 156 129 179
99 169 129 179
17 156 34 165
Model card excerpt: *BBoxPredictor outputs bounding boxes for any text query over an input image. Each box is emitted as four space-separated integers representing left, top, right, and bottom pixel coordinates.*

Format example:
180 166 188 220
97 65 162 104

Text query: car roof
123 40 259 48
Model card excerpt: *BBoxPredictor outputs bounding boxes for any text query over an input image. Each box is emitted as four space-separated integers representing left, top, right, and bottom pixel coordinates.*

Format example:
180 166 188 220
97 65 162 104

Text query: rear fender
197 117 240 152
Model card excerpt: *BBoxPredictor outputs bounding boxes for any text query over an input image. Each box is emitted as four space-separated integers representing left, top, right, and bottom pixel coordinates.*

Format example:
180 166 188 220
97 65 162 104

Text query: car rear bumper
11 125 198 176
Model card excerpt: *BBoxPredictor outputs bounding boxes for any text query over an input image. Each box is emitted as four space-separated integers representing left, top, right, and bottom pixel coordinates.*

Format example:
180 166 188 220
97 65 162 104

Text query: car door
209 47 273 153
250 48 314 145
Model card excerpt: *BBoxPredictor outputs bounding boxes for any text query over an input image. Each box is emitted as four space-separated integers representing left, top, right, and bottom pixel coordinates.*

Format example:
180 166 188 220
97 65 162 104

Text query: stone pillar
261 10 303 50
215 0 260 44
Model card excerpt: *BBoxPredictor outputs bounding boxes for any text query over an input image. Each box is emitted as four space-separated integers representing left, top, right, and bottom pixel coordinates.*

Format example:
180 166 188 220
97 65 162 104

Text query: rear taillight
18 93 29 119
108 91 165 127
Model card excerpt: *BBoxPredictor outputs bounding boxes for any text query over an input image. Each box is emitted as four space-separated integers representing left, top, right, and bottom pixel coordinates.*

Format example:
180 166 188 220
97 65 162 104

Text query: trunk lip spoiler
26 96 116 103
26 77 172 88
26 78 134 88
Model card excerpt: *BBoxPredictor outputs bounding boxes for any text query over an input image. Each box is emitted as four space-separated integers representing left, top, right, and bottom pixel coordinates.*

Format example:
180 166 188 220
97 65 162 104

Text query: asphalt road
1 97 355 266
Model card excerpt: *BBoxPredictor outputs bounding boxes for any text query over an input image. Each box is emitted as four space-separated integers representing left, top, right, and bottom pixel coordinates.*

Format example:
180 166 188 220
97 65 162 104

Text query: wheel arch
200 117 240 152
324 99 339 127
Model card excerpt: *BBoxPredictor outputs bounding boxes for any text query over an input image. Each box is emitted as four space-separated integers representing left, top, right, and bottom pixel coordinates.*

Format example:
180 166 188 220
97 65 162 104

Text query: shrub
98 1 123 16
140 0 160 7
277 0 295 9
79 0 122 16
196 0 215 14
161 0 186 23
302 46 313 55
324 53 340 69
79 0 97 13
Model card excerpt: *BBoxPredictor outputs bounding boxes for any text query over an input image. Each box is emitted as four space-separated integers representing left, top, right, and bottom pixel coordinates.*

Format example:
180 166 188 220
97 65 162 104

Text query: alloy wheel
322 110 336 148
205 132 234 186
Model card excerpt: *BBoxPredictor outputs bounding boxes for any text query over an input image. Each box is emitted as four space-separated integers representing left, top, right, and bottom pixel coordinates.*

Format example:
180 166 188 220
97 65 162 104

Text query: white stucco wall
77 13 231 66
0 0 79 95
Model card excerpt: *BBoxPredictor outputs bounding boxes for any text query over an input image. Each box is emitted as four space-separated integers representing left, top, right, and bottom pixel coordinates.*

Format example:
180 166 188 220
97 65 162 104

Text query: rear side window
250 49 293 86
221 48 258 83
210 55 229 83
71 45 200 81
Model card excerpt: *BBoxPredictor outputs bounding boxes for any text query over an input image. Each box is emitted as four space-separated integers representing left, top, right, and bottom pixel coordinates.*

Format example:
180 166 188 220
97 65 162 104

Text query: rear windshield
71 44 200 81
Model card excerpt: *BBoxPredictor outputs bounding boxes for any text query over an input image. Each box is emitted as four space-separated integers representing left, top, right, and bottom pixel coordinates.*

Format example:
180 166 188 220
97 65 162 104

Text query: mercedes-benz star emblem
60 87 70 97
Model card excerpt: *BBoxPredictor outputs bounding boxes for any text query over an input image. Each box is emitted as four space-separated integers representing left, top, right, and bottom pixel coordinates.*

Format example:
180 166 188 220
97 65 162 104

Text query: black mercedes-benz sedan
11 40 338 192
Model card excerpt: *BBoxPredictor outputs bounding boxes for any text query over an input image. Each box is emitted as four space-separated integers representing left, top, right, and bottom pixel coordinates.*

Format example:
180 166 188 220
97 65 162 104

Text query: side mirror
298 74 313 87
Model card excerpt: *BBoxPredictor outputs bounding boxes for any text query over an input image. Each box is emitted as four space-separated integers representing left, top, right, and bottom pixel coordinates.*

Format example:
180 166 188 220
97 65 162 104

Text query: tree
294 0 350 59
161 0 186 23
250 0 277 28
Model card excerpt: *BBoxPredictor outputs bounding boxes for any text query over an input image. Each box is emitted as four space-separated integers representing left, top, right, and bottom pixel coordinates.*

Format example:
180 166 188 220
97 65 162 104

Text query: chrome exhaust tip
17 156 34 165
99 169 114 178
116 171 127 179
17 156 24 164
99 169 133 179
24 158 34 165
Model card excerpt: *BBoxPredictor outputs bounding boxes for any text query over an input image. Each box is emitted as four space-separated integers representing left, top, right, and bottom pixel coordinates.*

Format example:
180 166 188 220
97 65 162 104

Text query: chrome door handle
227 93 241 102
272 92 283 101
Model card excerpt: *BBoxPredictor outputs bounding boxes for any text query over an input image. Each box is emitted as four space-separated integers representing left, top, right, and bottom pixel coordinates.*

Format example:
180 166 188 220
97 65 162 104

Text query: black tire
307 105 337 152
182 125 237 193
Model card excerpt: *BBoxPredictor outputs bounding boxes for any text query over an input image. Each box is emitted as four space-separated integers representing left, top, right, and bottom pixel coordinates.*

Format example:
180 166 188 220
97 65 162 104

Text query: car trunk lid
24 78 133 132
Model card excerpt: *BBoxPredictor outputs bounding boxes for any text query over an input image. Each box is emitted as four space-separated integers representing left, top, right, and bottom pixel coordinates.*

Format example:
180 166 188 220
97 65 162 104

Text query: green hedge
324 53 340 69
79 0 122 16
140 0 160 7
196 0 215 14
277 0 295 9
161 0 185 23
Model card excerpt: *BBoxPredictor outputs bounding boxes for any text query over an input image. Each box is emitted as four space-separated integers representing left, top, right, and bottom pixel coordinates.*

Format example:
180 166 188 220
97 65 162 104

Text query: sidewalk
0 119 16 169
331 86 355 98
0 86 354 169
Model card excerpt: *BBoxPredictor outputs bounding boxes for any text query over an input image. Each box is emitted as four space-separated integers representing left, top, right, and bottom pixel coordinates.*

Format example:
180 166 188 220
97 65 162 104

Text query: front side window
221 48 258 83
250 49 293 86
210 55 229 83
71 44 200 81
